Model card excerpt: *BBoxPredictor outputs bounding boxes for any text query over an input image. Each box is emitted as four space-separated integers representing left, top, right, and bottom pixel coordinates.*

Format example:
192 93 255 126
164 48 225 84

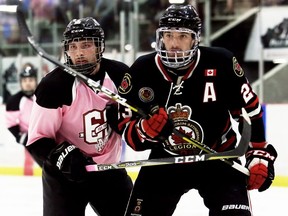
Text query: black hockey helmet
159 4 201 33
156 4 201 68
20 64 37 79
19 63 38 96
63 17 105 74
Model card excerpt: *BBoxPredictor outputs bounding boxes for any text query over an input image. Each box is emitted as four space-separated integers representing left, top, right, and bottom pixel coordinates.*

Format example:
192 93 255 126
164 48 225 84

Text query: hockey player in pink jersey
26 17 133 216
5 63 42 168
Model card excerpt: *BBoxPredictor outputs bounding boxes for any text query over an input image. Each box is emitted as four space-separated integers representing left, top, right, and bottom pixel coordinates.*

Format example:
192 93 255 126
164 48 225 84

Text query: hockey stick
86 152 249 175
88 109 250 175
16 4 250 175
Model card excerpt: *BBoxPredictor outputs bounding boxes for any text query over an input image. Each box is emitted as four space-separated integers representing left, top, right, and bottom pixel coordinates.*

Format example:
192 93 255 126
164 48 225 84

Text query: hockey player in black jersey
118 4 278 216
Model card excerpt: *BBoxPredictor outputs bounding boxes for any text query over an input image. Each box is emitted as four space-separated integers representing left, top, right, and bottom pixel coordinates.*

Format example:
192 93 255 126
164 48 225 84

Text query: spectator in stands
93 0 119 40
212 0 234 16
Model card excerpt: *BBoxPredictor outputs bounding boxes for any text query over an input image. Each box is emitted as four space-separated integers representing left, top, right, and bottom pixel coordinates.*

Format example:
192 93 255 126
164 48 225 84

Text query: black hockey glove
245 144 277 192
136 107 174 142
47 142 92 182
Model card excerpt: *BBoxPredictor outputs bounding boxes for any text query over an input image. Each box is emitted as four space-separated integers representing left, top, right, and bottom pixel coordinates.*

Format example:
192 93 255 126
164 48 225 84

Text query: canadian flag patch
205 69 217 76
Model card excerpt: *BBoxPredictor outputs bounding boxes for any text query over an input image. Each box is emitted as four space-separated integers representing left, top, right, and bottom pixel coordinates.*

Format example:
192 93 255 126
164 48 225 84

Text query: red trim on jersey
217 135 236 152
155 55 173 82
230 109 241 116
127 120 138 150
211 119 235 151
183 60 197 80
118 117 130 131
250 112 263 120
247 97 259 108
250 141 267 148
155 54 198 81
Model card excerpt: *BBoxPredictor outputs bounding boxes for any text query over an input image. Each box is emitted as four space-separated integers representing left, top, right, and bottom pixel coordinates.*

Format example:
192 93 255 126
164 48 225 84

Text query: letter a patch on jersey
204 69 217 76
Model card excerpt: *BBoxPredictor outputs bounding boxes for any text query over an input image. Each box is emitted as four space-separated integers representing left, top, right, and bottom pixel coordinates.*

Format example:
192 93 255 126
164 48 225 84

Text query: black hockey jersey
118 46 266 158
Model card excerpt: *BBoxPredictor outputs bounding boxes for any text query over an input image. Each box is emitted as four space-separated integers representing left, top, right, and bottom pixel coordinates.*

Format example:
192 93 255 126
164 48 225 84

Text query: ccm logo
174 155 205 163
168 18 181 22
248 150 275 161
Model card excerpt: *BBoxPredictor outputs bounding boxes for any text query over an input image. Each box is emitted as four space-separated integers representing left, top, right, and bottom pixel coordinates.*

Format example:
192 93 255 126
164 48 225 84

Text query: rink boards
0 104 287 187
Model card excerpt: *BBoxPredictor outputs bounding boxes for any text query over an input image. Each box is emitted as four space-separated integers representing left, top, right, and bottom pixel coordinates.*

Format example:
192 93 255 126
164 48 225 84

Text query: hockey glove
47 142 92 182
245 144 277 192
137 107 174 142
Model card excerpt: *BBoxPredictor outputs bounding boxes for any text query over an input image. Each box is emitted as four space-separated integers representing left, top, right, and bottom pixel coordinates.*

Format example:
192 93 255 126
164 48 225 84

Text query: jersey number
81 109 110 145
241 83 253 103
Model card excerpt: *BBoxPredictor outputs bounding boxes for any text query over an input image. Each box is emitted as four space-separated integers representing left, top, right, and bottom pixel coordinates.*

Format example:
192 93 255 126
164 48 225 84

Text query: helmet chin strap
176 61 193 70
70 63 97 75
65 52 102 75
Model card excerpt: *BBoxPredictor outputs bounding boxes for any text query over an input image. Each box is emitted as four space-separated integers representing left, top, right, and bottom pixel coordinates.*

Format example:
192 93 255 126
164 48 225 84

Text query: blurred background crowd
1 0 288 103
1 0 287 51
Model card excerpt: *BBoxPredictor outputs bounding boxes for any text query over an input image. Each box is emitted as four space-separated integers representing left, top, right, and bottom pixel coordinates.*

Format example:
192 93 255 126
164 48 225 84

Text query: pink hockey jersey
27 58 128 164
6 93 33 133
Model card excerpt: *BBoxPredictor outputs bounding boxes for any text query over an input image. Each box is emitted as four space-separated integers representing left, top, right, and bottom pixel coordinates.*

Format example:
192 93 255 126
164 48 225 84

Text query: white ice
0 175 286 216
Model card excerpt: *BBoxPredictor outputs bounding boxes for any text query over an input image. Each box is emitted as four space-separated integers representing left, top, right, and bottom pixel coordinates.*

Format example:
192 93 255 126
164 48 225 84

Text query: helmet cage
155 27 200 68
63 37 104 75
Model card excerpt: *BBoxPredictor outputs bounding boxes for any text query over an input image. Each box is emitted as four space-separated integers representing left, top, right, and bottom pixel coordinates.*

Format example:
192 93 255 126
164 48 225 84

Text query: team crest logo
233 57 244 77
79 109 111 152
166 103 204 155
138 87 154 103
118 73 132 94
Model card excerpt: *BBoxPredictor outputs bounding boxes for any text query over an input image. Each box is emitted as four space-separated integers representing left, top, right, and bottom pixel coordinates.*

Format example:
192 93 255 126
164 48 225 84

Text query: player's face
162 30 195 57
20 77 37 92
67 39 99 66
